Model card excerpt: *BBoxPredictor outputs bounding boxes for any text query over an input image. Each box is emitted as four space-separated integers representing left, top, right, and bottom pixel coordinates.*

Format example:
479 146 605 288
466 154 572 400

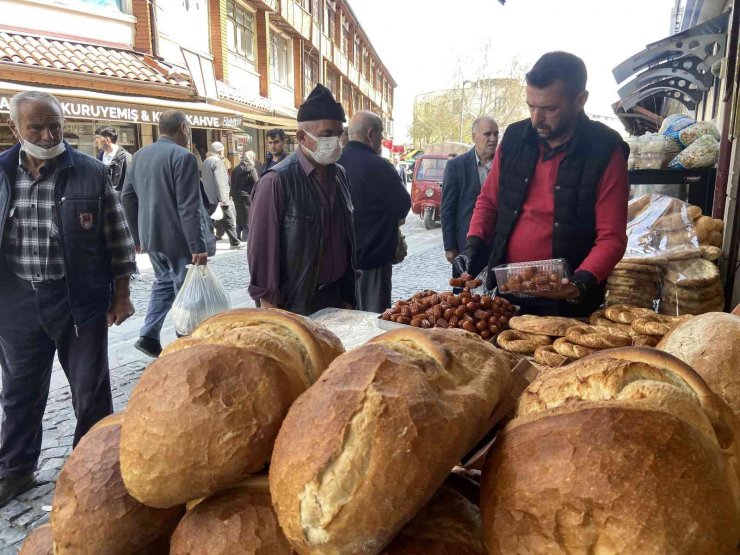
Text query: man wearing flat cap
247 84 356 315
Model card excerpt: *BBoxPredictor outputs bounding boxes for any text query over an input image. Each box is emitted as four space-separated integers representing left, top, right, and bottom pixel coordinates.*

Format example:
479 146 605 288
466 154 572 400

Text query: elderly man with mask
0 91 136 505
247 84 356 315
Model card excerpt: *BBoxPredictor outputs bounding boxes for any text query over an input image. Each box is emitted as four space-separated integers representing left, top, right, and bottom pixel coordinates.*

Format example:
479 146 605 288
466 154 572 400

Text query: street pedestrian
247 84 356 315
230 150 258 242
441 116 498 277
202 141 242 249
338 111 410 313
94 126 132 195
455 51 629 317
121 110 214 358
260 128 288 176
0 91 136 506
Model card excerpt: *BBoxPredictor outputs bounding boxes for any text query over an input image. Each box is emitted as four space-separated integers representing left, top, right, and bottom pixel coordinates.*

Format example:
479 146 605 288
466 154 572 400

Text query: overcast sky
349 0 678 143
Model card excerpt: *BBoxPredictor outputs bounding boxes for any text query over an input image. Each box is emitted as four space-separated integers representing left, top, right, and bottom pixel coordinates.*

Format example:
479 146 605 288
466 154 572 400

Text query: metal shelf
629 167 716 215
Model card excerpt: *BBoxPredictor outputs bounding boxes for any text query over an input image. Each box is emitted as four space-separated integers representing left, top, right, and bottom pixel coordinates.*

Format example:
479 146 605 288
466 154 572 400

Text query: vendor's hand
532 278 580 300
452 253 470 276
107 292 134 327
445 249 459 264
192 252 208 265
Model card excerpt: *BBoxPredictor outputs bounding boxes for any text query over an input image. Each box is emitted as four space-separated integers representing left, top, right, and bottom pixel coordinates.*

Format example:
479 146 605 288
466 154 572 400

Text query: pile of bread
24 308 521 554
494 305 691 368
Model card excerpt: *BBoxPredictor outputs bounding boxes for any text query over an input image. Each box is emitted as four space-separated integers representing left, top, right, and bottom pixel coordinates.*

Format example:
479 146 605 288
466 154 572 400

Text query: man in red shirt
454 51 629 316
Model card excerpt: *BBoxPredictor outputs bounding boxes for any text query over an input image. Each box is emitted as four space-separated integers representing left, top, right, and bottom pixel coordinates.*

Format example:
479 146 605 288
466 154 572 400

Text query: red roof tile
0 29 189 88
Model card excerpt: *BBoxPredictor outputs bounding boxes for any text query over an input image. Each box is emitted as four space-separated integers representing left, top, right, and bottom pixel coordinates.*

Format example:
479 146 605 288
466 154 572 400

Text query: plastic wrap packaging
668 134 719 169
624 136 639 171
171 265 231 336
659 258 724 316
624 194 701 262
678 121 720 147
605 261 661 309
658 114 695 144
633 133 682 169
494 259 570 298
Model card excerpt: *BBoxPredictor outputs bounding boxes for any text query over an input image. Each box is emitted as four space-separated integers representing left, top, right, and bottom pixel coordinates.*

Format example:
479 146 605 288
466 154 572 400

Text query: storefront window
271 34 291 86
227 1 255 64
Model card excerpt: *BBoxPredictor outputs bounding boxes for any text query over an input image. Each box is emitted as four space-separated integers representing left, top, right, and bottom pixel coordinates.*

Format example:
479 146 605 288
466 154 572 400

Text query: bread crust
19 524 52 555
269 328 513 554
508 315 583 337
496 329 552 354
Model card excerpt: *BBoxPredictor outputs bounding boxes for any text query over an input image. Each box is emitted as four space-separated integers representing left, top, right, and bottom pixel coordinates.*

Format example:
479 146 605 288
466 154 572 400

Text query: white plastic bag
171 265 230 336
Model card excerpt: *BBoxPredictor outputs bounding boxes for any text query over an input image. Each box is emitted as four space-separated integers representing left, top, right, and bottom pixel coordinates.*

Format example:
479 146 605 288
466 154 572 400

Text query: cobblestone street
0 215 451 552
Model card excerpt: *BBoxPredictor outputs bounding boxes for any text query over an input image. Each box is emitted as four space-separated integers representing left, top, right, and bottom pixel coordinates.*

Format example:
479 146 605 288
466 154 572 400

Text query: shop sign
0 94 242 130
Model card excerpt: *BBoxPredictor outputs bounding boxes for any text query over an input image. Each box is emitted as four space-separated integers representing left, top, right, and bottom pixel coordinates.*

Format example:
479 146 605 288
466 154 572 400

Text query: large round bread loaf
270 328 514 554
51 413 183 554
658 312 740 418
382 485 485 555
169 476 293 555
481 348 740 554
19 524 52 555
120 345 300 508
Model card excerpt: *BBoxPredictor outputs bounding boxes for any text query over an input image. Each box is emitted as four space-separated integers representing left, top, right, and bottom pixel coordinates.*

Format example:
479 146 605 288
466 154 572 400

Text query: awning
613 11 730 113
0 81 243 130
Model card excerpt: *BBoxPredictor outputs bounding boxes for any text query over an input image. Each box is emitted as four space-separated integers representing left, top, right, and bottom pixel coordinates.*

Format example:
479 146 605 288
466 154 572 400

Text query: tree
410 43 529 149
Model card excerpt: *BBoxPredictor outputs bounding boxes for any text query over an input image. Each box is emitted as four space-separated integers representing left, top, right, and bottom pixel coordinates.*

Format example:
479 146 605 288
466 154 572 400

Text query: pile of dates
380 274 516 340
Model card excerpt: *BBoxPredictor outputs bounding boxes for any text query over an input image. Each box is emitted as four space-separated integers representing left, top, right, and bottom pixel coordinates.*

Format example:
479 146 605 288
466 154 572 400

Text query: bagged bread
669 134 719 169
658 313 740 418
52 413 183 554
382 485 486 555
679 121 720 147
121 309 344 508
269 328 515 554
169 476 293 555
481 348 740 554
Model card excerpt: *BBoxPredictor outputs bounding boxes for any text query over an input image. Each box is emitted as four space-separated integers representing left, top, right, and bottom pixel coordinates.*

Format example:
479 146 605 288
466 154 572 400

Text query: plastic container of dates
494 258 571 298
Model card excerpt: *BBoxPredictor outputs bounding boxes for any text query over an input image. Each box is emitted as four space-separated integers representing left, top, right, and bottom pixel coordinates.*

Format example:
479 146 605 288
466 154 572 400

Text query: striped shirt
2 152 136 281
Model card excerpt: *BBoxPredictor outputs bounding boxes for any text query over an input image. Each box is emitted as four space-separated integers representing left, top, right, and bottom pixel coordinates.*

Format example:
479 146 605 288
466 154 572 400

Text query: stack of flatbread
660 258 724 315
605 261 661 309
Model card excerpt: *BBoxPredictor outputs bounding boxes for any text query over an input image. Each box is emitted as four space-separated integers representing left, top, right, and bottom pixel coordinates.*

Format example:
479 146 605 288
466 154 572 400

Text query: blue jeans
140 251 190 342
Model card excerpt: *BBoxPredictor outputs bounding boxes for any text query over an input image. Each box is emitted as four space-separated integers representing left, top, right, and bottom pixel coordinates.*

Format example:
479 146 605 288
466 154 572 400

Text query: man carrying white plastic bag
171 265 231 336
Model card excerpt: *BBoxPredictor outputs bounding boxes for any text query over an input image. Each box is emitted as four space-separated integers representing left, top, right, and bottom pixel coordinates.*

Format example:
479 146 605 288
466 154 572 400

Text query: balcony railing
278 0 311 40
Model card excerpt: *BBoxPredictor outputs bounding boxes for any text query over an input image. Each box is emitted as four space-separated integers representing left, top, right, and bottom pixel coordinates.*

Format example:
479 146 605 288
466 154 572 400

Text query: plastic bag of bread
269 328 516 554
669 134 719 169
481 348 740 554
658 113 695 144
624 194 700 261
51 413 184 554
679 121 720 147
171 265 230 336
633 133 682 169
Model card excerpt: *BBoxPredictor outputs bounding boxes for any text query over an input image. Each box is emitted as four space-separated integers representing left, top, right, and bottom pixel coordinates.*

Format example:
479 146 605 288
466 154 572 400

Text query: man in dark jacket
455 52 629 317
0 91 135 505
338 111 410 312
121 110 213 357
247 84 356 315
230 151 258 241
94 126 132 194
441 116 498 274
260 128 288 176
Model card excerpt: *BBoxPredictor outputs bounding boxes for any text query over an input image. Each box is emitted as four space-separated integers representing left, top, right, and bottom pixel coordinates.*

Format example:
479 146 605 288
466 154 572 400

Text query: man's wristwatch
566 279 588 304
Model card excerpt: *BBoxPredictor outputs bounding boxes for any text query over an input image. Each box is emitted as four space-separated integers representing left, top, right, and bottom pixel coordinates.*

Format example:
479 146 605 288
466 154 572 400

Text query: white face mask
14 127 66 160
303 130 342 165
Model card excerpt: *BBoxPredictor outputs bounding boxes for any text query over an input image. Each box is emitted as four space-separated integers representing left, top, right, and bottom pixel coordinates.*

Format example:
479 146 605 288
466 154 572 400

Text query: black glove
457 236 488 278
452 253 470 276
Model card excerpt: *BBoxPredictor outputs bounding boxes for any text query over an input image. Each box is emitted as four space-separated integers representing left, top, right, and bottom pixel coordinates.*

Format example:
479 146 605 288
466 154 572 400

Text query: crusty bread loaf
120 345 301 508
52 413 183 554
381 485 485 555
269 328 514 554
19 524 52 555
658 312 740 418
162 308 344 391
481 348 740 554
169 476 293 555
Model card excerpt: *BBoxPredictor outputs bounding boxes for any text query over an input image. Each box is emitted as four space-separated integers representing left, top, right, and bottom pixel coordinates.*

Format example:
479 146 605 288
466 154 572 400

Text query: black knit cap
297 84 346 122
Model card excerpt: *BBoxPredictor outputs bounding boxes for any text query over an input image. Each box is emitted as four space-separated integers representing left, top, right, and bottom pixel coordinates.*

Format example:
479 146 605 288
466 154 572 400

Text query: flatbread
663 258 720 287
700 245 721 261
662 281 723 302
508 315 583 337
613 261 662 273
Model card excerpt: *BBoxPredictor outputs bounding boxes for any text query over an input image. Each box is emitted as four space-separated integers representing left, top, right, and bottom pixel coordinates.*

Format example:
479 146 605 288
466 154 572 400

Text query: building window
305 54 320 99
227 1 255 63
353 35 361 66
324 1 336 40
271 33 291 86
342 23 350 57
327 70 338 96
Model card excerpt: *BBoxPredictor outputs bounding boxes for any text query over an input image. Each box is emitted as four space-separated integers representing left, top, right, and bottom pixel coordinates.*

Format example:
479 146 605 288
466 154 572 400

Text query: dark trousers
209 203 240 246
140 251 189 342
232 195 251 241
0 272 112 478
357 264 392 313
